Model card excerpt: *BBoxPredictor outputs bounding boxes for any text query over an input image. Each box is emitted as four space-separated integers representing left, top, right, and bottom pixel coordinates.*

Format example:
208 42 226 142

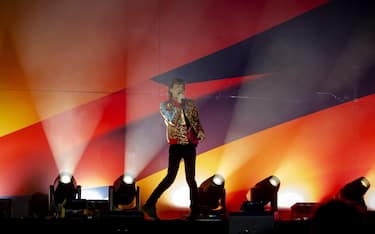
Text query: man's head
311 199 366 234
168 78 186 101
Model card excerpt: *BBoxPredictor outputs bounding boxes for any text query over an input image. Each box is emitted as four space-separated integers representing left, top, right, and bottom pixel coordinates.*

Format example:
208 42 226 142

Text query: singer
142 77 206 221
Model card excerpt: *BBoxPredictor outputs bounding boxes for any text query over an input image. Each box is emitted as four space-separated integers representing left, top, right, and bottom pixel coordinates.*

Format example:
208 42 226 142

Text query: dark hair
168 77 185 97
311 199 366 234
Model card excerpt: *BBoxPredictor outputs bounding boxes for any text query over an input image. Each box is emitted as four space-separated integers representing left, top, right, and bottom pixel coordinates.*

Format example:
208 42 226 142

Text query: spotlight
109 173 140 211
337 176 370 211
241 175 280 213
49 172 82 216
198 174 226 219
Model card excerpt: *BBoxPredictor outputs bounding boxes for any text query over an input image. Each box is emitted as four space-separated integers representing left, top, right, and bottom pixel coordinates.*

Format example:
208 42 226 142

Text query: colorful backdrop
1 0 375 219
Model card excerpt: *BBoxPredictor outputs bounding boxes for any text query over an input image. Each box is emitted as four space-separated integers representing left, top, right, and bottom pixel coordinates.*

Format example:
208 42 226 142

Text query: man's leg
142 145 182 220
183 144 199 219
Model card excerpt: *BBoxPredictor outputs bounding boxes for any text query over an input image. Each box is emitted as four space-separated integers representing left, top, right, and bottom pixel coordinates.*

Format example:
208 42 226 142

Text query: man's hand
177 93 185 103
197 131 206 143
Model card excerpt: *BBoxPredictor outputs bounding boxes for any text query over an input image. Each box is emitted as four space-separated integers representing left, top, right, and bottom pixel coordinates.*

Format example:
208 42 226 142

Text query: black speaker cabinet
229 212 274 234
0 199 11 218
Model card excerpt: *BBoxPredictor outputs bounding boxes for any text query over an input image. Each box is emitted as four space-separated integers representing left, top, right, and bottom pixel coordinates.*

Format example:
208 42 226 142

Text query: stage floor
0 217 307 234
0 210 374 233
1 216 375 234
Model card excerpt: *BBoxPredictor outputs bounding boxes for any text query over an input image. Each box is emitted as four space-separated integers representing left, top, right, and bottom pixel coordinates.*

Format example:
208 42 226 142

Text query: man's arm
185 99 206 142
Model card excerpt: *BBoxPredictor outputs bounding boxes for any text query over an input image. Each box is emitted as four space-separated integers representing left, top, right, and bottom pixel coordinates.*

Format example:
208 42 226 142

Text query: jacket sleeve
185 99 204 134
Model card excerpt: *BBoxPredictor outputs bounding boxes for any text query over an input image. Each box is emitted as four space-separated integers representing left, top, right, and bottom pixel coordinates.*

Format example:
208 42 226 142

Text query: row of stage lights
49 173 371 219
50 173 227 219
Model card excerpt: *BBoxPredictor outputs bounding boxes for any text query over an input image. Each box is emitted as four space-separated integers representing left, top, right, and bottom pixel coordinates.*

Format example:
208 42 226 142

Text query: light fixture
336 176 370 211
109 173 140 211
198 174 226 219
49 172 82 216
241 175 280 213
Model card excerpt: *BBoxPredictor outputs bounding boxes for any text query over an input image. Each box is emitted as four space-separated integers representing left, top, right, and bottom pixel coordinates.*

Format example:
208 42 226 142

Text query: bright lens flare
60 172 72 184
213 174 225 186
361 177 370 188
269 176 280 187
123 174 135 184
169 186 190 208
278 189 307 208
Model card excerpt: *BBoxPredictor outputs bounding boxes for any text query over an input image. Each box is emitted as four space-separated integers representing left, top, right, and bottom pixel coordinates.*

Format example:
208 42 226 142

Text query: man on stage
142 77 206 220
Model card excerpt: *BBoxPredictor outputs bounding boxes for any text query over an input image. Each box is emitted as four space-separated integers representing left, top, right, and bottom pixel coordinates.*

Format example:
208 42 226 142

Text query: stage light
337 176 370 211
198 174 226 219
109 173 140 211
241 175 280 213
49 172 82 216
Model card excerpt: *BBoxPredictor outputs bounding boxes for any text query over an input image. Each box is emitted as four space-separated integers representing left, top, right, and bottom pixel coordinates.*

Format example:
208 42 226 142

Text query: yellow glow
365 171 375 210
278 186 310 208
1 0 127 137
138 168 169 206
215 139 257 179
0 90 107 137
0 91 40 136
169 186 190 208
137 96 375 214
31 91 107 121
138 160 204 209
366 191 375 211
275 172 320 204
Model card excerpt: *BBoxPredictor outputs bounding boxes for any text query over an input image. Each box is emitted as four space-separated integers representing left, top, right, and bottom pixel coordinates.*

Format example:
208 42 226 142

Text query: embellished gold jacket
160 98 204 145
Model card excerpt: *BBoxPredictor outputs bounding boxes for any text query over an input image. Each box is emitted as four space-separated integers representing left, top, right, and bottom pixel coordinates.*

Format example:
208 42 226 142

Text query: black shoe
141 204 160 220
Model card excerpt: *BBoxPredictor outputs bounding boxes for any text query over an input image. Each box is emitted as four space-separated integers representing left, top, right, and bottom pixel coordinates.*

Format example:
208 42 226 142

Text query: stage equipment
109 173 140 211
229 211 274 234
337 176 370 210
291 202 319 220
49 172 83 217
241 175 280 213
198 174 226 219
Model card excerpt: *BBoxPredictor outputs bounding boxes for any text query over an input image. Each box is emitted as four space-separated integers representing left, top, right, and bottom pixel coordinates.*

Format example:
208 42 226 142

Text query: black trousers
146 143 199 211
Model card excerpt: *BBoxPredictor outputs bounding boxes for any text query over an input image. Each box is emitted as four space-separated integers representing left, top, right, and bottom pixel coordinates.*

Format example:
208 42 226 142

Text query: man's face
170 84 185 99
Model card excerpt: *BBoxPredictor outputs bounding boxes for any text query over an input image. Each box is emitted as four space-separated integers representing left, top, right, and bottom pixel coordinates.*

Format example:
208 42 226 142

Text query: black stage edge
0 215 374 234
0 219 364 234
0 218 228 234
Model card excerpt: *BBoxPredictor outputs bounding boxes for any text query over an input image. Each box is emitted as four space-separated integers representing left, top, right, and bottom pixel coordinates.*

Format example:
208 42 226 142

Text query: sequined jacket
160 98 204 145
